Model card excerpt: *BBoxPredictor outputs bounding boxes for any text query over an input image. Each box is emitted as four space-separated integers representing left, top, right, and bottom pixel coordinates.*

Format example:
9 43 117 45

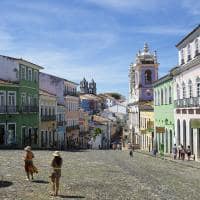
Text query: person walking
129 149 133 157
172 144 178 160
24 146 38 181
180 145 185 161
50 151 63 196
186 145 191 161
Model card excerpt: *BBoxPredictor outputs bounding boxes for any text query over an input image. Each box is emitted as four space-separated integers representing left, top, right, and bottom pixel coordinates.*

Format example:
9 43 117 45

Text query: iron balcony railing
0 105 39 114
21 106 39 113
174 97 200 108
57 121 66 126
0 105 18 114
66 125 80 131
63 90 78 97
41 115 56 121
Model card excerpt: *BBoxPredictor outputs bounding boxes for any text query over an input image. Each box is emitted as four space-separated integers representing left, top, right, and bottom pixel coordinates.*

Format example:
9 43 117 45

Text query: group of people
24 146 63 197
172 144 192 161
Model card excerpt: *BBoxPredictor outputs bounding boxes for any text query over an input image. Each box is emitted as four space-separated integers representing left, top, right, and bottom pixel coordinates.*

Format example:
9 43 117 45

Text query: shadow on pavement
59 194 85 199
0 181 13 188
32 180 49 184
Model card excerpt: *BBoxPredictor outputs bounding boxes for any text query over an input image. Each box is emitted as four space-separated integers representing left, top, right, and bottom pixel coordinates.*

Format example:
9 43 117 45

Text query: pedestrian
23 146 38 181
180 145 185 161
178 145 181 159
129 149 133 157
186 145 191 161
172 144 177 160
50 151 63 196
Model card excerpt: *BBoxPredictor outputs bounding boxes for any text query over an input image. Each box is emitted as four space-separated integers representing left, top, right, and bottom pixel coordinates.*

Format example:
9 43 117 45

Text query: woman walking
50 151 63 196
24 146 38 181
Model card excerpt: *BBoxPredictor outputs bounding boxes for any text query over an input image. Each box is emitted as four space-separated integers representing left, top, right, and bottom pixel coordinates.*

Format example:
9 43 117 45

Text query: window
182 82 186 99
197 77 200 97
158 90 160 105
28 68 32 81
165 87 168 104
0 91 6 106
21 93 26 105
33 70 38 82
8 91 16 106
154 91 157 105
21 66 26 80
7 123 16 144
161 89 164 105
177 84 180 99
181 49 184 64
145 70 152 84
195 38 199 55
187 44 191 61
188 80 193 98
169 86 172 104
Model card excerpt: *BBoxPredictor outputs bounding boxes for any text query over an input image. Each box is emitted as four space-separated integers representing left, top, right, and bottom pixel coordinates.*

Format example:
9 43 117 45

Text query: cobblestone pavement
0 150 200 200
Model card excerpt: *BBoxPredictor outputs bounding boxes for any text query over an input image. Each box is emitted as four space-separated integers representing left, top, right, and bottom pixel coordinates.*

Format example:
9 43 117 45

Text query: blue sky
0 0 199 98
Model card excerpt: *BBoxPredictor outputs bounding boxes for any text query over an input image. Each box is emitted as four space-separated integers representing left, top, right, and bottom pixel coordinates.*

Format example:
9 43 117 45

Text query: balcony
174 97 200 108
0 106 18 114
66 125 80 131
57 121 66 126
63 90 78 97
21 106 39 113
41 115 56 121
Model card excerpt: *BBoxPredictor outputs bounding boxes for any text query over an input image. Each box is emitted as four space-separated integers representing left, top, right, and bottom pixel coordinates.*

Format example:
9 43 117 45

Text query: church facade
80 78 96 95
128 43 159 148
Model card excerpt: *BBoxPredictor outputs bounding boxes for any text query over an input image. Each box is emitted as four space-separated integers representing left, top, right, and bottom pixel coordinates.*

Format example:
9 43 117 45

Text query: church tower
80 78 89 94
89 79 96 95
129 43 159 103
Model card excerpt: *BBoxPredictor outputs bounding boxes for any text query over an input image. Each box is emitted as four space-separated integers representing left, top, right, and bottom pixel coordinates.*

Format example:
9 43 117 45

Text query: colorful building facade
154 74 174 154
0 55 42 148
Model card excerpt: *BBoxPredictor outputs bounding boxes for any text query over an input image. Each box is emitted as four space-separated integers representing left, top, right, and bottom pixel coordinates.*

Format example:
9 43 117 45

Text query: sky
0 0 199 98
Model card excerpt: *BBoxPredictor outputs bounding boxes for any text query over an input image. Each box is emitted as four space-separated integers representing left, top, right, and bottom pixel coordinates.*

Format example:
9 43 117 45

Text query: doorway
0 124 5 144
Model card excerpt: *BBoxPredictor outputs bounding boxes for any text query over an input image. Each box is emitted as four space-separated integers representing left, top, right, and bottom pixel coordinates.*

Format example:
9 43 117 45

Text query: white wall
0 56 19 81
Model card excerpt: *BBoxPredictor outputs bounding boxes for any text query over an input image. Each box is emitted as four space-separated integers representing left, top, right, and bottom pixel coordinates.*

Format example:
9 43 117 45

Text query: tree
93 128 102 140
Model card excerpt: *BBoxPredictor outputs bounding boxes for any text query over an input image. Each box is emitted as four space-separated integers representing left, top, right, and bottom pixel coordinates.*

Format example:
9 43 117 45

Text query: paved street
0 150 200 200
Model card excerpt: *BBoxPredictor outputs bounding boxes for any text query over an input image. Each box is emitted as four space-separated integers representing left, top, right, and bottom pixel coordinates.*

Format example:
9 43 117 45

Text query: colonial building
0 55 42 148
172 25 200 160
140 103 154 152
39 72 79 149
39 89 57 149
128 43 159 148
154 74 174 154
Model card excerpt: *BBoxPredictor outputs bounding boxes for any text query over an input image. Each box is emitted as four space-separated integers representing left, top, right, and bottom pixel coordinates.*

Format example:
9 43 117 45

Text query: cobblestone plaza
0 150 200 200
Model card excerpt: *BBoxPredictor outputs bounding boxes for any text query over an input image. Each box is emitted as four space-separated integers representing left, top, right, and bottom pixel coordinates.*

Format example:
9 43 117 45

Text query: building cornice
153 73 173 87
171 55 200 76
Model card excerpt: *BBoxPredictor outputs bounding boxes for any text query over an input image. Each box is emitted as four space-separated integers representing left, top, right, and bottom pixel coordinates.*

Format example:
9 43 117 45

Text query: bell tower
129 43 159 103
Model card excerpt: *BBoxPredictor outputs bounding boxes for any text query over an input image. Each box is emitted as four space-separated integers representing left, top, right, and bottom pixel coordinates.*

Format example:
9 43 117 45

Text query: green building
0 55 43 148
153 73 175 154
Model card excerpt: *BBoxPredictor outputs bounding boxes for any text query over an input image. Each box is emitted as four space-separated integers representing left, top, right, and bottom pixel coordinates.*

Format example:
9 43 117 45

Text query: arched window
195 38 199 56
188 80 193 98
158 90 160 105
181 49 184 64
187 44 191 61
196 77 200 97
182 82 186 99
176 84 180 99
145 70 152 84
169 86 172 104
161 89 164 105
165 87 168 104
154 91 157 105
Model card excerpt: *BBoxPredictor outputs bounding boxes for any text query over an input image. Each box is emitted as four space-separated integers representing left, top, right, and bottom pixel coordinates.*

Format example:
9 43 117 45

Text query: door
0 124 5 144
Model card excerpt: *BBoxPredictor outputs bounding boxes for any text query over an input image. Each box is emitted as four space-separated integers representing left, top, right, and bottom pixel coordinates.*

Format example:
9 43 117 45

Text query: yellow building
39 90 57 149
140 106 154 152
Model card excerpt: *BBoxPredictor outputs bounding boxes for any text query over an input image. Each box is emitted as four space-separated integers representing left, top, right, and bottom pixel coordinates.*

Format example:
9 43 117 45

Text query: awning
191 119 200 128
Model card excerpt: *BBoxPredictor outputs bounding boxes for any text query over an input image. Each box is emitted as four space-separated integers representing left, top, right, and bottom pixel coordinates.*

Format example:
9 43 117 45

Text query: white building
172 25 200 160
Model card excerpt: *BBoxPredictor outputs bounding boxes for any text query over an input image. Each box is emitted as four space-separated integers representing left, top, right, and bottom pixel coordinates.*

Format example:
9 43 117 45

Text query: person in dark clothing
129 150 133 157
